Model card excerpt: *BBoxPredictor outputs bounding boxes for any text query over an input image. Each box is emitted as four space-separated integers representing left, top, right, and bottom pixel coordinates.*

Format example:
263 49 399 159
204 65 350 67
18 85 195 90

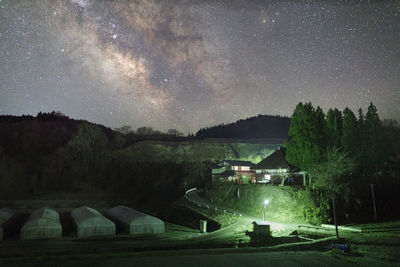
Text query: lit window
265 174 271 181
233 166 239 170
242 166 250 171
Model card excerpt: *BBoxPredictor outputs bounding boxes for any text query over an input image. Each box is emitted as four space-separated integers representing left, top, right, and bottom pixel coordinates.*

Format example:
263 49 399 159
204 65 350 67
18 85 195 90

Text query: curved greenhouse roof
107 205 165 235
0 208 15 241
71 206 115 239
20 207 62 240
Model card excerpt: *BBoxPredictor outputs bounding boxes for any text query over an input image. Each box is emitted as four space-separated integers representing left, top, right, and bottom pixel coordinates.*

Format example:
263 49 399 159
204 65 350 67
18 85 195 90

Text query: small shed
252 221 271 235
107 205 165 235
71 206 115 239
20 207 62 240
0 208 15 241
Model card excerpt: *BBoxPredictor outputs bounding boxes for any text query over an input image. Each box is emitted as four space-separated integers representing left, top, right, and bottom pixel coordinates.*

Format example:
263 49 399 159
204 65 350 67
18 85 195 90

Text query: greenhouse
0 208 15 241
107 205 165 235
20 207 62 240
71 206 115 239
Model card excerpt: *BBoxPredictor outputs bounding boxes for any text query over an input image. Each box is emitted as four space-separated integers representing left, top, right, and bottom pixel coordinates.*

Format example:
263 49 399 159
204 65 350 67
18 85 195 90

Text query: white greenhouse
107 205 165 235
20 207 62 240
71 206 115 239
0 208 15 241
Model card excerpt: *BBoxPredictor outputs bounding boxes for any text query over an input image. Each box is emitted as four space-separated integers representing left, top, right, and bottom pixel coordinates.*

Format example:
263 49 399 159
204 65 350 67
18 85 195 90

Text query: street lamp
263 199 269 221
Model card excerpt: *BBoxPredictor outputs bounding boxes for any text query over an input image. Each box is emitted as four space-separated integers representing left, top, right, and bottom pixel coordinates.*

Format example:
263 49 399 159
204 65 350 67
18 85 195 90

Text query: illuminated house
252 147 289 184
212 160 255 184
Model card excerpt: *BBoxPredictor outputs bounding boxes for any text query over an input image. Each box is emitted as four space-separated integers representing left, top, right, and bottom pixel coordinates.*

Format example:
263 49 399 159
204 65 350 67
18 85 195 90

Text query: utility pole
302 171 307 187
370 184 377 220
331 186 339 239
263 200 269 222
224 144 227 159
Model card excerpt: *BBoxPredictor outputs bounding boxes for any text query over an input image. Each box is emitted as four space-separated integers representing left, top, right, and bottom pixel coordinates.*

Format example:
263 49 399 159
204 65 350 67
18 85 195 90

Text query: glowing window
265 174 271 181
241 166 250 171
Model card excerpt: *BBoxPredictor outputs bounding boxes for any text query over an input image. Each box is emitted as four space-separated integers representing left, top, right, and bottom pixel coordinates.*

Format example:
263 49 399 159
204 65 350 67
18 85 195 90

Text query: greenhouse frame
107 205 165 235
71 206 116 239
20 207 62 240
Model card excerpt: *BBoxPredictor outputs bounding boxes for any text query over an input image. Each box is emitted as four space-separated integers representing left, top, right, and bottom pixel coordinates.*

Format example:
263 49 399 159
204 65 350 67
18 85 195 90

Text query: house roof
222 160 255 167
253 147 289 170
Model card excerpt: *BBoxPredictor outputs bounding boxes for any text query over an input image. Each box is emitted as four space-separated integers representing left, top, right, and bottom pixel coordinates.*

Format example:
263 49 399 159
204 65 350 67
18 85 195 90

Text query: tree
382 119 400 176
341 108 358 161
357 108 367 173
67 124 109 176
311 147 355 237
167 129 184 137
364 103 386 175
286 102 329 185
114 125 133 135
136 127 154 135
326 108 343 148
312 147 356 189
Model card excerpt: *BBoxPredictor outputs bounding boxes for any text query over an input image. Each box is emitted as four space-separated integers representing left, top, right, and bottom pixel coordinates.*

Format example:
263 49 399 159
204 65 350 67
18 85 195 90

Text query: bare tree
68 124 108 175
114 125 133 135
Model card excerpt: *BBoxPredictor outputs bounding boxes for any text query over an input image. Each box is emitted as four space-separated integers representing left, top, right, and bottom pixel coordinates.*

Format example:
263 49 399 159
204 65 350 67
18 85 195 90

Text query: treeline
195 114 290 139
285 102 400 223
114 125 185 137
1 111 70 122
286 102 391 177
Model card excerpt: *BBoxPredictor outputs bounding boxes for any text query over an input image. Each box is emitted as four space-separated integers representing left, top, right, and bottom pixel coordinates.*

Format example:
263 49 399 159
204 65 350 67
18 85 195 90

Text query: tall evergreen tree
315 106 330 152
326 109 335 146
357 108 367 173
286 102 328 175
341 107 358 161
365 103 386 175
326 108 343 148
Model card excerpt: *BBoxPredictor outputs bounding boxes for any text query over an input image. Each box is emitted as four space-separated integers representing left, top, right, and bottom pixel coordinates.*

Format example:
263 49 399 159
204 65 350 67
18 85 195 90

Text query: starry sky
1 0 399 133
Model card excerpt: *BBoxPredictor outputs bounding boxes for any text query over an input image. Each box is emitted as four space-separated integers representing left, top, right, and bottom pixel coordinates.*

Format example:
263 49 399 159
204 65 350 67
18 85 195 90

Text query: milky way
0 0 399 133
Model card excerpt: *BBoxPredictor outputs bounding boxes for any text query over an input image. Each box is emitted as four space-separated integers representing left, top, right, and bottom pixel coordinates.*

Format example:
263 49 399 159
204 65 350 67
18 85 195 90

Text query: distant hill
0 112 116 161
195 115 290 139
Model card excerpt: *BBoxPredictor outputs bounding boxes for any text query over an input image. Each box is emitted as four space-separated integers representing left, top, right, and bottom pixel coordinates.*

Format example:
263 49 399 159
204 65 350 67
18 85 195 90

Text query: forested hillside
195 115 290 139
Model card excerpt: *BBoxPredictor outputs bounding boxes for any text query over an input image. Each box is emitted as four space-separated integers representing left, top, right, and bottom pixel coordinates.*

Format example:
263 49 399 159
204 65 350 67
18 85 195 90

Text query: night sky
1 0 399 133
